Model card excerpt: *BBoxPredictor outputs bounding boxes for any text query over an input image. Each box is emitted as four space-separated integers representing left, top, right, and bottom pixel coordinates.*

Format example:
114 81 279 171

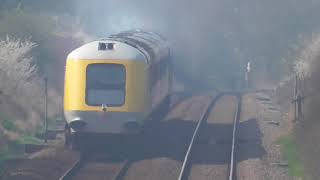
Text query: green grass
0 150 8 176
16 135 43 145
0 112 43 175
0 144 26 176
0 150 10 163
0 135 41 175
0 136 42 163
0 113 17 131
277 136 305 178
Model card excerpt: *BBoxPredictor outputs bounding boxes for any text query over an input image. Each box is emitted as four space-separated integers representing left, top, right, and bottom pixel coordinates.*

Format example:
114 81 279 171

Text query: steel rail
112 160 132 180
59 153 132 180
178 93 224 180
59 153 87 180
228 95 242 180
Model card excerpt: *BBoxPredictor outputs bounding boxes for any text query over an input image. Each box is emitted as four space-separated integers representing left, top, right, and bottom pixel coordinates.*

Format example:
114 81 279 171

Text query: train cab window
86 64 126 106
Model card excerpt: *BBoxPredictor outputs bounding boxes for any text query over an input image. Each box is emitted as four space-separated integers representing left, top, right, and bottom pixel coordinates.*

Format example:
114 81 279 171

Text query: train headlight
98 42 114 50
69 117 86 130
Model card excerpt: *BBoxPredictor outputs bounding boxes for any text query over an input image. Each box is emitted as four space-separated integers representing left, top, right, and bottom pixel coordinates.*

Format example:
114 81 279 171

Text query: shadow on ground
88 118 265 166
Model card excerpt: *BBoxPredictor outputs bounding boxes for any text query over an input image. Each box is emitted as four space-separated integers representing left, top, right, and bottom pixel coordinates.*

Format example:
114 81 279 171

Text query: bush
0 36 39 93
2 120 16 131
0 36 44 133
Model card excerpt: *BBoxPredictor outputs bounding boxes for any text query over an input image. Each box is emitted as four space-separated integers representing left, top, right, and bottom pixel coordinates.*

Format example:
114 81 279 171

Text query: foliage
0 0 76 14
0 113 16 131
0 35 45 137
0 9 89 69
0 5 87 165
0 36 39 94
0 8 87 144
277 136 305 178
2 120 16 131
0 9 59 70
292 34 320 79
0 36 43 106
0 10 55 40
0 6 88 134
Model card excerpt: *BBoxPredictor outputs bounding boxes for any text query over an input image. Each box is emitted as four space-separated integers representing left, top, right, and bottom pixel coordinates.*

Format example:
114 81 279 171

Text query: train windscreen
86 64 126 106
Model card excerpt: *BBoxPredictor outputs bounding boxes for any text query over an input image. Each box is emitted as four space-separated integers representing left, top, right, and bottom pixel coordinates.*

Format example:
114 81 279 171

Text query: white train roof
68 30 170 64
68 40 146 62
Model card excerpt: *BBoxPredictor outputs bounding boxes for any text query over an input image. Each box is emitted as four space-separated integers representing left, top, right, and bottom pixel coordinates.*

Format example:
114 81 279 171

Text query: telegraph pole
294 75 298 121
44 77 48 143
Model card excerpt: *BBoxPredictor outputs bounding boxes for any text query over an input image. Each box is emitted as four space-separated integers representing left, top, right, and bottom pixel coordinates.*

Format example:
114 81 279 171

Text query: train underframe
64 95 171 151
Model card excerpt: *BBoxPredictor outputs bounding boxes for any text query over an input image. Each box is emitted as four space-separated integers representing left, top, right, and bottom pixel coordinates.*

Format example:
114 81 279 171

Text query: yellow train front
63 30 172 148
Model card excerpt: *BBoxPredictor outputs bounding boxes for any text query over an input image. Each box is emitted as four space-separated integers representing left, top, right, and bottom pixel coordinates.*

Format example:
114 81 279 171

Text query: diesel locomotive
63 30 172 148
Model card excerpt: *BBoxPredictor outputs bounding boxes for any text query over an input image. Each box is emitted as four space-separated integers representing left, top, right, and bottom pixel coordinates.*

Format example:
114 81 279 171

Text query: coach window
86 64 126 106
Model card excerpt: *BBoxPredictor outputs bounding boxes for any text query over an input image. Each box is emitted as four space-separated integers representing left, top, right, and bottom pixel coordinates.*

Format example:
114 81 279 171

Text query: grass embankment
0 136 43 176
277 136 305 179
0 113 43 175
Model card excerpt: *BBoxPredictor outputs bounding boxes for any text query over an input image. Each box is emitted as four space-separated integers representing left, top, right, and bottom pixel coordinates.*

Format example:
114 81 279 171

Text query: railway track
59 152 133 180
59 153 85 180
57 92 193 180
58 93 242 180
228 94 242 180
178 93 242 180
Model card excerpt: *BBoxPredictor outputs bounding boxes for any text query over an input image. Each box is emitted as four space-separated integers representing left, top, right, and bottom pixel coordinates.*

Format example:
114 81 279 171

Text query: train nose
69 118 86 130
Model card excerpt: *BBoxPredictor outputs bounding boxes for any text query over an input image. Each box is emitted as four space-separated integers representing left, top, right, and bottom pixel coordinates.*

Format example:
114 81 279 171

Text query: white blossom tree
0 36 44 132
0 36 40 96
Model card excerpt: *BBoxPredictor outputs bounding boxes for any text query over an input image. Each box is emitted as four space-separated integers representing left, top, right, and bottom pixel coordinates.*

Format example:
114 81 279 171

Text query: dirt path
236 93 292 180
2 147 79 180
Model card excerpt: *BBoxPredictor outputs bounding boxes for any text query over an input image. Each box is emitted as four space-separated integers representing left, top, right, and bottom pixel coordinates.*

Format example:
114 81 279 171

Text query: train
63 30 173 149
